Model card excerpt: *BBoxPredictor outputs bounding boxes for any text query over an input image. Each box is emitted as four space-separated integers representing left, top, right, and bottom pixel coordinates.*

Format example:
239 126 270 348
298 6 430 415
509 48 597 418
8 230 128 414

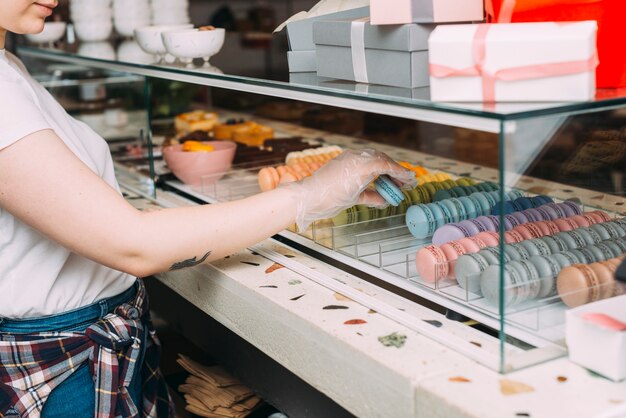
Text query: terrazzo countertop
123 186 626 418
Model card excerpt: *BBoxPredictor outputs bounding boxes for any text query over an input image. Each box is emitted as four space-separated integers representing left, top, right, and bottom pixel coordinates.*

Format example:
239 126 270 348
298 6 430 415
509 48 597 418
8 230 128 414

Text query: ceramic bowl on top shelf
134 24 193 62
25 21 66 44
162 140 236 186
74 20 113 42
161 27 225 67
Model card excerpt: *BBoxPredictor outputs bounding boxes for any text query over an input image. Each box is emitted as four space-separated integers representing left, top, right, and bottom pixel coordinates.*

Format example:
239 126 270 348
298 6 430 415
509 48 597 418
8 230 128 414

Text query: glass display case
17 39 626 374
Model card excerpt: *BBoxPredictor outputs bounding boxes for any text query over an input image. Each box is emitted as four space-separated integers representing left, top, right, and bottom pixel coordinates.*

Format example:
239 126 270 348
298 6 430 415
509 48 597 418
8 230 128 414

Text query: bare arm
0 129 298 277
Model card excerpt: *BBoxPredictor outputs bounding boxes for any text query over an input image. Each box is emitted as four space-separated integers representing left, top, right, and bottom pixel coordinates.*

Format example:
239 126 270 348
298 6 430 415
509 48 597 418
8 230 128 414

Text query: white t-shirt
0 49 135 318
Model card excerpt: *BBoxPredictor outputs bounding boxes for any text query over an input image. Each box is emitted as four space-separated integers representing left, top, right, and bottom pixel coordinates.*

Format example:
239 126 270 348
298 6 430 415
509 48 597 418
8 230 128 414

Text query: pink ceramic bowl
162 140 236 186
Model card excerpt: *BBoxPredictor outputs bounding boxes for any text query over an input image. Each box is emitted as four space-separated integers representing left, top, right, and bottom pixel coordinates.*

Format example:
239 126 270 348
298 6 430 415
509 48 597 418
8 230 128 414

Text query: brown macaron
557 264 601 308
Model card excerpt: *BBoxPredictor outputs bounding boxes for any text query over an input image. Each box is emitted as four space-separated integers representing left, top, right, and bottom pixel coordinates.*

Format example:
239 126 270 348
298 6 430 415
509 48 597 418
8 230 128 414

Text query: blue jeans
0 283 145 417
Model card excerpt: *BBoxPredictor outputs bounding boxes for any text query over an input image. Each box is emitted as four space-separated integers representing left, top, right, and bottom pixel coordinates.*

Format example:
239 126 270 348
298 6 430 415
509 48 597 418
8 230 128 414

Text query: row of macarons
433 223 626 307
406 190 554 239
480 249 625 309
331 176 490 226
430 201 603 246
416 215 625 286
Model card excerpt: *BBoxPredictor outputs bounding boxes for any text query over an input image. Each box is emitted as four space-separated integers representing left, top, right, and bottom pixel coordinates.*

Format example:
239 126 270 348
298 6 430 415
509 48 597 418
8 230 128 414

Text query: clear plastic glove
281 149 417 232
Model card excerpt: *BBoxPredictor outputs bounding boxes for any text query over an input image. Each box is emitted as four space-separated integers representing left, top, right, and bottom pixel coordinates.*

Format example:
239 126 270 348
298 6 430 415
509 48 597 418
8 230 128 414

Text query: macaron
507 190 526 200
568 215 591 228
531 195 553 207
431 201 454 225
546 203 567 219
589 210 612 223
529 255 561 298
481 263 523 306
456 237 486 253
536 205 559 221
491 200 517 216
450 186 468 197
592 223 622 240
519 238 552 257
578 245 605 264
583 211 605 224
596 241 624 259
556 202 577 217
567 230 591 248
512 259 542 301
557 264 601 308
553 218 578 232
509 243 531 260
475 216 497 232
587 262 616 299
441 240 468 278
532 221 554 236
572 229 598 246
509 211 530 226
522 208 544 223
504 214 522 229
433 189 454 202
469 193 491 216
478 247 507 265
406 204 438 238
560 200 582 216
554 231 578 250
332 206 359 226
455 253 490 295
432 224 470 246
540 235 568 253
441 198 466 223
504 230 524 244
416 245 449 283
475 231 500 247
456 196 479 219
458 219 483 236
514 197 534 210
375 175 405 207
542 221 561 235
549 252 579 269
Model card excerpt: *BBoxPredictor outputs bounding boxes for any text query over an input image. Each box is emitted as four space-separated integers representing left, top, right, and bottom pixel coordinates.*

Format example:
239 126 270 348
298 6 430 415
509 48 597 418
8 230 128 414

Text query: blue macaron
375 175 405 207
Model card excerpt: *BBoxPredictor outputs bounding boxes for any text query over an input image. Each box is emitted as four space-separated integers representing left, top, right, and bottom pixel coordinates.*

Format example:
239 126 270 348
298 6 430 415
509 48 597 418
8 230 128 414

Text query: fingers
358 189 387 207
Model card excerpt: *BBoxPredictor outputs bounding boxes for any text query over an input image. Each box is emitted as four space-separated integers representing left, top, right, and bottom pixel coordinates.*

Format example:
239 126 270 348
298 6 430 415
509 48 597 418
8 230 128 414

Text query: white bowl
74 20 113 42
162 28 225 63
114 16 151 38
117 40 154 64
78 41 116 60
134 24 193 55
25 21 66 44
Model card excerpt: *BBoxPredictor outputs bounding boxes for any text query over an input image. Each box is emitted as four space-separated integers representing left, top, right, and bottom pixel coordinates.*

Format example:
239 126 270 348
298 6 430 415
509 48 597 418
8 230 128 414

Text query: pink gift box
371 0 484 25
428 21 598 102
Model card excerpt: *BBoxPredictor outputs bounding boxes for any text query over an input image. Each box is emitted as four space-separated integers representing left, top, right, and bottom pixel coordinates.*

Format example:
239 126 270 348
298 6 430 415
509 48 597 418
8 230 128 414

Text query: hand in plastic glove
282 149 417 232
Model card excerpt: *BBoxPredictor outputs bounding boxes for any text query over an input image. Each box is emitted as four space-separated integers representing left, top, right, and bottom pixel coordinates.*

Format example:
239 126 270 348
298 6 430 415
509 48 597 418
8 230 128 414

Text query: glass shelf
17 43 626 133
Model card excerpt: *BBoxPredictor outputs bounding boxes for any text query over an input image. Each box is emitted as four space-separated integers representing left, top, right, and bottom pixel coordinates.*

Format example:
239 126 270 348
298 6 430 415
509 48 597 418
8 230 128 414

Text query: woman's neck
0 29 6 50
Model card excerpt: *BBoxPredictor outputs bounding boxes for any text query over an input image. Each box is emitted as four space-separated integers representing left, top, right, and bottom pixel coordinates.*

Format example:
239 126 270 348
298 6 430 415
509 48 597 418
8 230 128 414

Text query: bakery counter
121 179 626 418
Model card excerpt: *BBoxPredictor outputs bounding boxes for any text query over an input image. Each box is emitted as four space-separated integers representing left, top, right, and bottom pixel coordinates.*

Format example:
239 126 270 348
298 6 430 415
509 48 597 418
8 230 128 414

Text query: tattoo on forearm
169 251 211 270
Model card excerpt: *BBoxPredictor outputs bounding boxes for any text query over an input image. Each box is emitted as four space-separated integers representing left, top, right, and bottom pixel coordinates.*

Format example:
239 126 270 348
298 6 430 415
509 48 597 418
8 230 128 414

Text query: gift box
313 18 435 88
286 6 370 51
566 295 626 382
288 50 317 72
485 0 626 88
371 0 484 25
428 21 598 102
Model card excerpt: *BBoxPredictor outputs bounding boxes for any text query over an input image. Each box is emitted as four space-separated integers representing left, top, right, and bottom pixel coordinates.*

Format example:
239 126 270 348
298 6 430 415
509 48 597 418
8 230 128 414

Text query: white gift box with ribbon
313 18 434 88
428 21 598 102
371 0 484 25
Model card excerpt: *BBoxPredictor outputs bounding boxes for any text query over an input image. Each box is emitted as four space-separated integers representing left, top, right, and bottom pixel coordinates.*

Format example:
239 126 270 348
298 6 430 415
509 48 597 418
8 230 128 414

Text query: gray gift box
286 6 370 52
289 72 430 100
288 50 317 73
313 18 435 88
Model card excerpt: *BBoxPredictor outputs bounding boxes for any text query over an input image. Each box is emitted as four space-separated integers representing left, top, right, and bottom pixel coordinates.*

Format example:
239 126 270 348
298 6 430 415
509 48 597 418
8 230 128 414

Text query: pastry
231 122 274 147
213 119 248 140
175 110 218 133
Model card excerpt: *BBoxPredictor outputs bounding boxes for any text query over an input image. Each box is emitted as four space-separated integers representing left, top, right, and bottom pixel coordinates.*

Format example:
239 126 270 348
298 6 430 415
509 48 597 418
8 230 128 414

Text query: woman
0 1 414 417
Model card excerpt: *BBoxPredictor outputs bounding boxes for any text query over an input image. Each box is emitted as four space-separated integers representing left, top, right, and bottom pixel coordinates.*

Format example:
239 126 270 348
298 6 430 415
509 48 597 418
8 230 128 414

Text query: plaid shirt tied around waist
0 280 174 418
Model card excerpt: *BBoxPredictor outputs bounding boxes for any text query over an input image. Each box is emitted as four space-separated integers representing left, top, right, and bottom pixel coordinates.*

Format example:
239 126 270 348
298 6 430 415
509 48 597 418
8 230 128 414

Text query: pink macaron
416 245 449 283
